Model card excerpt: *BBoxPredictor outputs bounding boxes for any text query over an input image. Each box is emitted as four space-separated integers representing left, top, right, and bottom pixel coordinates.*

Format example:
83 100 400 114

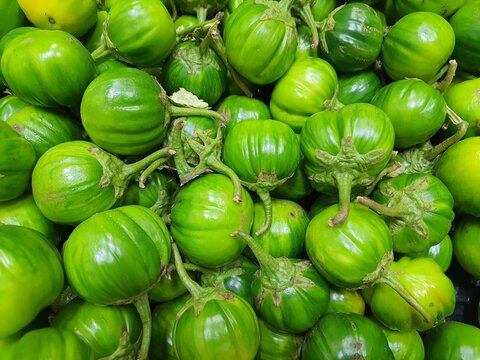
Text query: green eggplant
51 298 142 359
337 70 383 105
171 242 261 360
408 235 453 272
223 0 298 85
80 10 109 53
363 256 456 331
81 67 224 156
374 319 425 360
223 119 301 234
7 105 84 159
216 95 271 136
302 313 395 359
300 103 395 225
357 173 455 253
150 296 189 360
248 199 309 258
200 256 259 306
256 318 303 360
174 0 228 21
326 287 366 315
0 225 64 338
91 0 176 68
0 194 61 246
1 29 96 108
63 205 172 360
424 321 480 359
381 12 455 82
392 0 464 18
269 56 338 132
318 3 384 72
0 95 29 122
0 121 36 202
31 140 174 225
170 173 254 268
163 40 227 107
0 0 28 39
5 328 95 360
232 231 330 334
452 215 480 279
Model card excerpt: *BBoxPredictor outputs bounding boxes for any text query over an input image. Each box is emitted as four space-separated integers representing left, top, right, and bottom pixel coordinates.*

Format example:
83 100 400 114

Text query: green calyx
171 119 243 202
357 251 393 289
258 0 296 26
98 327 137 360
172 242 238 318
357 176 437 241
310 136 391 225
172 40 224 73
232 231 316 308
317 4 343 54
89 146 175 200
397 107 469 175
292 0 319 48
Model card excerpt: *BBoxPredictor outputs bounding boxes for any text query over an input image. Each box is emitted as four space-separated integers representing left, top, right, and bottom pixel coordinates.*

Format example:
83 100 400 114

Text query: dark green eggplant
232 231 330 334
337 71 383 105
256 318 303 360
408 235 453 273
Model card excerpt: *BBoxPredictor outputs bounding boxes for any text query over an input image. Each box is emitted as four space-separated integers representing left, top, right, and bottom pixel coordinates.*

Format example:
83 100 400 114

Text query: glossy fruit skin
449 1 480 74
409 235 453 272
296 25 318 59
256 318 303 360
371 173 455 253
300 103 395 195
312 0 336 21
106 0 175 67
337 71 382 105
0 121 36 202
224 1 298 85
326 287 366 315
0 27 38 86
81 10 109 53
216 95 271 136
7 328 95 360
252 259 330 334
123 170 179 217
148 266 190 303
173 292 260 360
376 321 425 360
0 194 61 246
150 296 189 360
81 67 169 156
170 174 254 268
0 225 64 338
17 0 97 37
382 12 455 82
223 119 300 185
452 215 480 279
1 30 96 108
0 95 29 122
7 105 84 159
270 156 313 201
319 3 384 72
392 0 464 18
200 256 259 306
444 78 480 137
249 199 309 258
31 141 116 225
371 79 447 148
0 0 28 39
163 40 227 106
51 298 142 358
301 313 395 360
363 257 456 331
63 205 171 305
269 57 338 132
424 321 480 360
435 137 480 216
306 203 393 288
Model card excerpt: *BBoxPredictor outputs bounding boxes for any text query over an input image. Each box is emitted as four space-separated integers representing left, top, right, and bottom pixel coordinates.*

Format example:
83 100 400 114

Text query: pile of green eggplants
1 0 480 358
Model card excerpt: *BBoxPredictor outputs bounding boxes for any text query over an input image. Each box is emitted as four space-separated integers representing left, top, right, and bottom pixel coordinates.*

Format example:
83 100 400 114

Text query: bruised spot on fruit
46 14 56 24
353 354 365 360
223 293 234 300
290 212 298 218
351 322 357 330
12 124 25 132
475 89 480 97
429 302 435 307
353 341 363 350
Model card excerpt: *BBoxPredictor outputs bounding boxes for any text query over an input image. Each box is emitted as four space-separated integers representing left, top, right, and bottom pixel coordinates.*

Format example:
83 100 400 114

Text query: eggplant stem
356 196 407 218
172 241 203 297
123 147 176 179
295 4 319 48
133 294 152 360
255 190 273 235
379 274 433 324
329 173 353 226
169 105 225 126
